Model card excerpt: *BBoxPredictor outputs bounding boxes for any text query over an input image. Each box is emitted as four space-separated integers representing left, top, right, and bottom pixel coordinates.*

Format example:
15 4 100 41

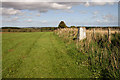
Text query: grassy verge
54 30 120 79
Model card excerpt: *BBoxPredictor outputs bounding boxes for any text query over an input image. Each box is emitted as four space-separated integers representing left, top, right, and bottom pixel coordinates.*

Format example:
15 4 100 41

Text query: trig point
77 27 86 41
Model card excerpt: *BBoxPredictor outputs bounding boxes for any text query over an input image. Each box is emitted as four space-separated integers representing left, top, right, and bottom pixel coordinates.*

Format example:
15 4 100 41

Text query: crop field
2 32 93 78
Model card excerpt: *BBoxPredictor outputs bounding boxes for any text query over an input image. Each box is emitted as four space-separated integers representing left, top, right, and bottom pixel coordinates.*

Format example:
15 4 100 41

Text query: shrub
58 21 68 28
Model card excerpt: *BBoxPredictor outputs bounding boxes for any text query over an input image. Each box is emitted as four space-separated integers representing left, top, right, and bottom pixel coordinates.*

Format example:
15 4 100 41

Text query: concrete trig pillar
77 27 86 41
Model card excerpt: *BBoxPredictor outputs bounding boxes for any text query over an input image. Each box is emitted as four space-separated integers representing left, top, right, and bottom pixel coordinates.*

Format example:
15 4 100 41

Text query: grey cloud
1 1 117 17
2 0 118 2
96 14 118 24
2 1 116 15
2 2 72 13
102 14 116 21
3 16 19 22
1 1 117 18
1 7 24 16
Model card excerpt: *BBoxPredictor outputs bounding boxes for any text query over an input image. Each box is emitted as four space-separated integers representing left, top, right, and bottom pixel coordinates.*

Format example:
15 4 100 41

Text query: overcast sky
1 0 119 27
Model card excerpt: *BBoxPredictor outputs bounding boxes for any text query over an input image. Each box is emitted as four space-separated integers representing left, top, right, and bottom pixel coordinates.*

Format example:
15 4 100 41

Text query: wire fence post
93 28 95 39
108 27 111 43
76 27 80 49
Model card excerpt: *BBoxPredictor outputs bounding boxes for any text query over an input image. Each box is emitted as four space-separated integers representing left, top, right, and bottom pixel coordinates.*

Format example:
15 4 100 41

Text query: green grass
2 32 93 78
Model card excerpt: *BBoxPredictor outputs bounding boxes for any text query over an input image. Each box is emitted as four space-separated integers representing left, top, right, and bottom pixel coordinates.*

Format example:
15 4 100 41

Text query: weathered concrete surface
77 27 86 41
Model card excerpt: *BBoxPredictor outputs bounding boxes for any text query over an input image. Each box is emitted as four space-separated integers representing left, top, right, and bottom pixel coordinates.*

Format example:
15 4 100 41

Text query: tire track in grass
24 33 43 56
3 34 36 55
3 33 37 70
12 32 51 78
3 33 43 77
11 32 57 78
2 33 38 70
48 33 79 78
49 33 92 78
2 33 44 78
3 32 92 78
2 33 35 54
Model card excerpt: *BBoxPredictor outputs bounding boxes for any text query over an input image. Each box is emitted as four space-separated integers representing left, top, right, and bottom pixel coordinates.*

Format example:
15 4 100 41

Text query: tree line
1 27 58 32
1 21 120 32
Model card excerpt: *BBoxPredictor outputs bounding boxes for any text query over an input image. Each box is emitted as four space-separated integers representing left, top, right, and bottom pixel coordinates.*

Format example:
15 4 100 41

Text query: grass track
2 32 92 78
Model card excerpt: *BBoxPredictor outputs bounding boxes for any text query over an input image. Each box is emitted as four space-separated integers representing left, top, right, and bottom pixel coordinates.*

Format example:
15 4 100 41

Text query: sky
0 0 119 27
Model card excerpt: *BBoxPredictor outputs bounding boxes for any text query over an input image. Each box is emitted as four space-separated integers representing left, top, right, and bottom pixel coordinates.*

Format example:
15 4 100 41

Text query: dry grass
54 27 120 78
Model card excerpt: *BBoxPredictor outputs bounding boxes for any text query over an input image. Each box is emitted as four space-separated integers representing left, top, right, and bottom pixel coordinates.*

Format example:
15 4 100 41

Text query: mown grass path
2 32 92 78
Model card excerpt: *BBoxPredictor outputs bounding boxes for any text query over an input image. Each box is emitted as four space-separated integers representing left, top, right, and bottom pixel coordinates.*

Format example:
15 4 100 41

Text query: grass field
2 32 93 78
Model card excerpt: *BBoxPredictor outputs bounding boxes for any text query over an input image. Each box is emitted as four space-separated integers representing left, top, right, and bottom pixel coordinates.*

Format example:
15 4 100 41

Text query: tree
58 21 67 28
71 26 76 28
